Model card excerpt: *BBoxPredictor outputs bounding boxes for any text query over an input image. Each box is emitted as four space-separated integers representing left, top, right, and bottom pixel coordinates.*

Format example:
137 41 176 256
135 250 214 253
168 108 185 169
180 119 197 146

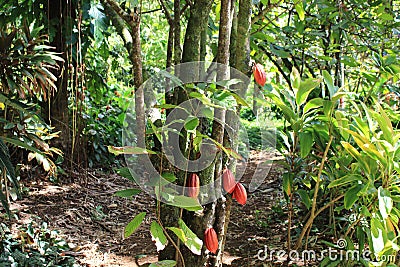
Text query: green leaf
371 217 385 254
290 67 301 90
344 185 362 209
322 70 337 98
162 173 177 183
2 136 42 154
149 260 176 267
184 117 199 131
299 131 313 158
378 187 392 219
147 173 178 187
295 2 305 21
114 188 142 198
282 172 293 196
116 167 135 181
267 93 297 122
189 92 224 109
297 189 311 209
108 146 156 155
296 78 321 106
224 90 249 107
164 195 203 211
335 110 349 140
303 98 323 114
124 212 146 238
150 221 168 251
380 13 393 21
178 219 203 255
372 102 394 143
168 219 203 255
328 174 363 188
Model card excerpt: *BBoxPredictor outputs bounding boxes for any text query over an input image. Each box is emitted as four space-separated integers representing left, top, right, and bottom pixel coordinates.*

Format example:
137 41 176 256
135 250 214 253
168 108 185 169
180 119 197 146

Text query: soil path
9 151 284 266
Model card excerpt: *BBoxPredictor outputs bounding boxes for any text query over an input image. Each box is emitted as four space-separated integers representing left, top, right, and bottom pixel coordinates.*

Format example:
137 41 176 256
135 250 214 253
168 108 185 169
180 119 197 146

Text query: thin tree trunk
174 0 182 65
234 0 252 76
43 0 71 162
212 0 233 265
132 10 145 148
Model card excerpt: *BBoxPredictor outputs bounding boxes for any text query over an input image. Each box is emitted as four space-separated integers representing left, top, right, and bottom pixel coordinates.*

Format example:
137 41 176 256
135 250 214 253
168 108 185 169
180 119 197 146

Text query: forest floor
7 151 289 267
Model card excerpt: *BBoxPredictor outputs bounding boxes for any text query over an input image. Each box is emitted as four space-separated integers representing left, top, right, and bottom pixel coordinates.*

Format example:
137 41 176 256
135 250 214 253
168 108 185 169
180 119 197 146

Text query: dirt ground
7 151 286 267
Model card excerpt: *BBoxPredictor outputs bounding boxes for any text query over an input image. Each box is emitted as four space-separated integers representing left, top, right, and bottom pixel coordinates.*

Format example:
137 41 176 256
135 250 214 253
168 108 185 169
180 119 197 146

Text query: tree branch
159 0 173 25
104 0 134 28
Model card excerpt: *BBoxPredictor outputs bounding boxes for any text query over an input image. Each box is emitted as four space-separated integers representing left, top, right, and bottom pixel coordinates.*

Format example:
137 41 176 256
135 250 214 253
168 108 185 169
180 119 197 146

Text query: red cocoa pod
204 227 218 254
252 63 266 87
222 168 236 194
187 173 200 198
232 183 247 205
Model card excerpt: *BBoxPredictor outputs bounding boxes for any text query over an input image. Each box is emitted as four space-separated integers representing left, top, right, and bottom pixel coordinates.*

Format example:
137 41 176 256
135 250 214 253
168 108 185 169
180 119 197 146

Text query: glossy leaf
296 78 321 107
168 219 203 255
124 212 146 238
150 221 168 252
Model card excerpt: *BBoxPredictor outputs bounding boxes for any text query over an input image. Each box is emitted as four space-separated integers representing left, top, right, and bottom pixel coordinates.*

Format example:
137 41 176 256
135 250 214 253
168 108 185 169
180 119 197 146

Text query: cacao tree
105 0 257 266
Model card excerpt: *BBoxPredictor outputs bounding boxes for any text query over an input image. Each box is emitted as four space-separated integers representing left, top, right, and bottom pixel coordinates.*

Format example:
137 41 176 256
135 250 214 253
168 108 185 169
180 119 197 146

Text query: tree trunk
42 0 72 161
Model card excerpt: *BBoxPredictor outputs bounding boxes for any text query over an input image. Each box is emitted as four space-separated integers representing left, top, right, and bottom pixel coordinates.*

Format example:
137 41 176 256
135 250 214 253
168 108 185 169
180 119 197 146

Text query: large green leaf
168 219 203 255
328 174 363 188
184 117 199 131
295 2 305 21
344 185 363 209
322 70 337 98
150 221 168 251
163 195 203 211
124 212 146 238
282 172 293 196
267 93 297 122
303 98 323 114
299 131 313 158
378 187 392 219
297 189 311 209
295 78 321 107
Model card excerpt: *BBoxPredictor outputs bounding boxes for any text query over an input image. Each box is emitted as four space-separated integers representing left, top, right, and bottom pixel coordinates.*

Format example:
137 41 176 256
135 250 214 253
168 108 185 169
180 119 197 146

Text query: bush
0 221 79 266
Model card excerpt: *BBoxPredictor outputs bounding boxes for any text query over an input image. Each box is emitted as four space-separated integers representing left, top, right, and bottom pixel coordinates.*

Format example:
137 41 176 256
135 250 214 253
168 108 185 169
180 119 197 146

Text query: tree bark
42 0 72 161
181 0 213 63
174 0 182 65
234 0 252 76
212 0 233 265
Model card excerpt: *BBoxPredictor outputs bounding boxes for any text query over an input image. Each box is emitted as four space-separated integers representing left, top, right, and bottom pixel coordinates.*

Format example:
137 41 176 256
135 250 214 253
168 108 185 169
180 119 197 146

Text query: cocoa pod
187 173 200 198
232 183 247 205
204 227 218 254
222 168 236 194
252 63 266 87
